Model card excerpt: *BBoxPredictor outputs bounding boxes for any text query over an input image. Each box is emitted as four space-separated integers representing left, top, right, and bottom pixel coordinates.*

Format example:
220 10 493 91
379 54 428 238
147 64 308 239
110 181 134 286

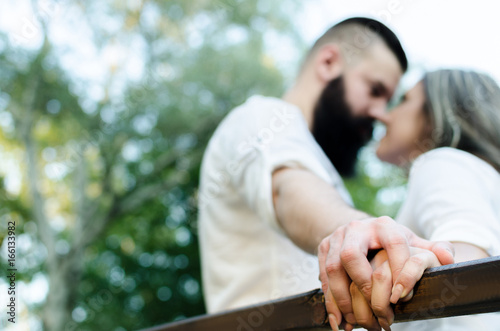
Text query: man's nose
367 101 390 124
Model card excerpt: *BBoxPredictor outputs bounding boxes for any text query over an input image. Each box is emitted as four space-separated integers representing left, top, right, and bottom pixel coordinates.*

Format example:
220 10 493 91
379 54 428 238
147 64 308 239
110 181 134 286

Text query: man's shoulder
210 95 305 147
224 95 302 125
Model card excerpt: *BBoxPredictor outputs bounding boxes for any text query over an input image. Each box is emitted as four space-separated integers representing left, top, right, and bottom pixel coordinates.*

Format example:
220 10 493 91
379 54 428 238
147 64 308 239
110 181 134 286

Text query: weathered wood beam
141 255 500 331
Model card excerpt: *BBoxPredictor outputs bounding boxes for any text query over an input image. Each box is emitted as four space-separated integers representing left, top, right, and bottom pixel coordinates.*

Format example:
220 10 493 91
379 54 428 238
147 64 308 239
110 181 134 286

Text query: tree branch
71 145 88 247
18 63 57 265
74 166 185 250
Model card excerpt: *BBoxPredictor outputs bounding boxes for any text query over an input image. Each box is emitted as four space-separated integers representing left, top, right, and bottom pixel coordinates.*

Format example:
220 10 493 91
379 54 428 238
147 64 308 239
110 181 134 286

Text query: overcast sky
3 0 500 86
298 0 500 85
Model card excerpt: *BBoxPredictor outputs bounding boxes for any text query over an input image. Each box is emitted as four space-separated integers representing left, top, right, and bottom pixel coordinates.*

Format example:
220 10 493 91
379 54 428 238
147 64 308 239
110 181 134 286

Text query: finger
390 249 441 304
324 286 340 331
350 283 381 331
318 237 330 290
407 235 455 265
371 261 394 330
431 241 455 265
374 218 411 290
370 249 389 269
319 236 342 330
326 228 357 325
339 221 374 303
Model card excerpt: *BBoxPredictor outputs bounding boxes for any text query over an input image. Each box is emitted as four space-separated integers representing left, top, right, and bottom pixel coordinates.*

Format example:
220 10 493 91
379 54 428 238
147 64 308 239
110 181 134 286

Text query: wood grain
141 255 500 330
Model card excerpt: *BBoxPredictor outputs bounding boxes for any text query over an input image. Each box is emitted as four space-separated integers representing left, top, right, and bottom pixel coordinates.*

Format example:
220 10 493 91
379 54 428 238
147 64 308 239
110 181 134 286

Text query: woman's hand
350 248 443 331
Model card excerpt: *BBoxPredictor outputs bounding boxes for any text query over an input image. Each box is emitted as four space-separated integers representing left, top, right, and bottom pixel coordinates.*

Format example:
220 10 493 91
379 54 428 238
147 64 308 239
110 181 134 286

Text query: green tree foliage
345 146 407 218
0 0 305 330
0 1 409 330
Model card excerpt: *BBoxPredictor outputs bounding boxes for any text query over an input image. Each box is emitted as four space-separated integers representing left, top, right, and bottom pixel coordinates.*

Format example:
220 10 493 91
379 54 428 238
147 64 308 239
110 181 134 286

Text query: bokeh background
0 0 499 330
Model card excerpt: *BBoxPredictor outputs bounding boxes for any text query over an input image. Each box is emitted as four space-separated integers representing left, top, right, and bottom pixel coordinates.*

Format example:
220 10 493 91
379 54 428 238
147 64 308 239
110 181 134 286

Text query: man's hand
317 216 455 330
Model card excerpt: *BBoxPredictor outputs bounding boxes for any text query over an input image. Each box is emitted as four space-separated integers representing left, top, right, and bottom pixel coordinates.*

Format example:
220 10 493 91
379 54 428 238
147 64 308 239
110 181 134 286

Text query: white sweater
393 147 500 331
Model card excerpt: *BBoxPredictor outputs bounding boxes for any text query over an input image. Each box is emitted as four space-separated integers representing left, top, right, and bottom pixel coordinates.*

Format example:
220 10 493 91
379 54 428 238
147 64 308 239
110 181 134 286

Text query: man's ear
314 44 343 83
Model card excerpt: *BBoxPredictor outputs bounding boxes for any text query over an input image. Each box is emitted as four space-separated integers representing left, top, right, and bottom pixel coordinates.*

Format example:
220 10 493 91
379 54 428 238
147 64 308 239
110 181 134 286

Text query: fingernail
328 314 339 331
345 323 354 331
402 289 414 302
345 312 356 325
400 286 410 299
388 312 395 325
390 284 405 303
378 318 392 331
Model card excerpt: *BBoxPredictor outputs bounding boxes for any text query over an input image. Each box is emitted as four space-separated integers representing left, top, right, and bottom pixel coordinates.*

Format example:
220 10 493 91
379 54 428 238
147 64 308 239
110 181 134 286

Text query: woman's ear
314 44 343 83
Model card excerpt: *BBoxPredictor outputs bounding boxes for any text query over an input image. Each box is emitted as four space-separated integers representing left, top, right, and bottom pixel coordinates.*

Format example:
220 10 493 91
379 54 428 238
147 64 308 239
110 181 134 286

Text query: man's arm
272 166 455 331
272 167 369 254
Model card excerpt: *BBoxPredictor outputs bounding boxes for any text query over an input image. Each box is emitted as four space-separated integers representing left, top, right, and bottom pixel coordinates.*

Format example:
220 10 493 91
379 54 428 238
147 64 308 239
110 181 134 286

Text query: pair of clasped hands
318 217 455 331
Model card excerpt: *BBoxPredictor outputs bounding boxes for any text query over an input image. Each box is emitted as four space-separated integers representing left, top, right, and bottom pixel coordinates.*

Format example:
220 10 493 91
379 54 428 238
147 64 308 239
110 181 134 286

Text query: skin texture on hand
317 217 455 331
351 248 442 330
349 243 488 331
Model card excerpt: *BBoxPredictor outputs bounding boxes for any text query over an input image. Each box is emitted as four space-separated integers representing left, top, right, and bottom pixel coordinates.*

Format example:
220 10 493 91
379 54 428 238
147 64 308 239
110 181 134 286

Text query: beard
311 76 374 177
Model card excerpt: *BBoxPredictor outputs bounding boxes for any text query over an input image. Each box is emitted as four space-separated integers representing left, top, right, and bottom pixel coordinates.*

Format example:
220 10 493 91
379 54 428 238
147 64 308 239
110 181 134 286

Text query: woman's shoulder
409 147 500 184
411 147 500 176
415 147 482 163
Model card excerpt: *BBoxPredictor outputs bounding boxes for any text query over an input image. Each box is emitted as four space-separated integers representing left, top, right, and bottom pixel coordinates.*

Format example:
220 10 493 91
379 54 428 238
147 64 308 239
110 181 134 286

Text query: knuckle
340 247 358 263
409 255 425 268
375 216 393 226
371 303 386 316
321 282 329 293
336 224 347 233
318 238 329 254
332 225 346 238
372 268 390 283
385 234 408 250
332 228 344 242
335 296 352 311
358 282 373 298
397 269 418 287
325 261 341 275
348 219 363 229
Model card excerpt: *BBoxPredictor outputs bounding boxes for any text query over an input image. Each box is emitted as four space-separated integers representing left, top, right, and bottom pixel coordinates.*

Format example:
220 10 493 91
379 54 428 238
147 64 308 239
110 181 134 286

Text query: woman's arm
349 149 500 330
452 242 489 263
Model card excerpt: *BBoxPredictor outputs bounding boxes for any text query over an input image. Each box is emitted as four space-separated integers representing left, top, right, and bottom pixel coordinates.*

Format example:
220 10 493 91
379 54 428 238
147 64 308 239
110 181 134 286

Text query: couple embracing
198 17 500 331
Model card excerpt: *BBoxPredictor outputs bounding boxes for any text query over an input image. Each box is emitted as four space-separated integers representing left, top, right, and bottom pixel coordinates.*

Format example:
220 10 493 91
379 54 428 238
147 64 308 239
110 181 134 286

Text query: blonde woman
346 70 500 331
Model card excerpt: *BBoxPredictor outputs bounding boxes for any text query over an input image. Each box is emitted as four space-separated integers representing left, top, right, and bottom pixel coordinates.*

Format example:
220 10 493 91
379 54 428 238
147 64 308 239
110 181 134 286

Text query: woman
349 69 500 331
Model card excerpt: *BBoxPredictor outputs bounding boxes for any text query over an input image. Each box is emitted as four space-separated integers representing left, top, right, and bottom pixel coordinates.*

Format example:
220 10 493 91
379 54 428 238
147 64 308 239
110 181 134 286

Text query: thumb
431 241 455 265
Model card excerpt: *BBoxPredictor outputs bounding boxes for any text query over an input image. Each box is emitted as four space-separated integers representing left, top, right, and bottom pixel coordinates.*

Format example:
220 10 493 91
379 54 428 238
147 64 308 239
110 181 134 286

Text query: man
198 17 454 330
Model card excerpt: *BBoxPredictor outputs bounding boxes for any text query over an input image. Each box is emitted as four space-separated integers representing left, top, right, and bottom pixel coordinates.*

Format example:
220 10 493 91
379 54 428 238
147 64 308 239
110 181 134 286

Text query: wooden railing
141 256 500 331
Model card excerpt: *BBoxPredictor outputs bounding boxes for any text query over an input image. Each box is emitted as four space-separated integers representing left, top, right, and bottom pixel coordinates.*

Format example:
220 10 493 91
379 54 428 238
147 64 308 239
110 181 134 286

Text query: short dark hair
309 17 408 72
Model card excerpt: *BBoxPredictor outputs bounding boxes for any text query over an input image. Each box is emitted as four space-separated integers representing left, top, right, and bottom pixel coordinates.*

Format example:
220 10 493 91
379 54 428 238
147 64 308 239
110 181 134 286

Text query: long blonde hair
422 69 500 171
